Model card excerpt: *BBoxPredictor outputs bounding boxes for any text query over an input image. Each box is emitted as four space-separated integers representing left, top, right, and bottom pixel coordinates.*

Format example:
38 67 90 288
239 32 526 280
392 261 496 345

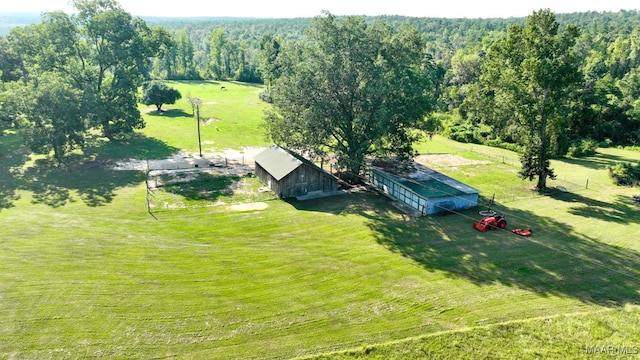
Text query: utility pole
193 97 203 157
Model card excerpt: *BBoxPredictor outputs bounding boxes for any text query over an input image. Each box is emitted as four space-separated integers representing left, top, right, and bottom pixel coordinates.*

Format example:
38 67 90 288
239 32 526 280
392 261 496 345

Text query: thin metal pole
196 104 202 157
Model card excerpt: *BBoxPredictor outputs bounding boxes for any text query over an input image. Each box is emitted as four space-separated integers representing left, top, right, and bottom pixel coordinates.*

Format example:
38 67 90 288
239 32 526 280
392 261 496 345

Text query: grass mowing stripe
300 307 635 359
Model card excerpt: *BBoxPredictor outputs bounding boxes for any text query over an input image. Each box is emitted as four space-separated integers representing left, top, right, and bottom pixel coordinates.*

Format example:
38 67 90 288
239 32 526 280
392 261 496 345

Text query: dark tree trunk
537 120 548 190
536 90 549 190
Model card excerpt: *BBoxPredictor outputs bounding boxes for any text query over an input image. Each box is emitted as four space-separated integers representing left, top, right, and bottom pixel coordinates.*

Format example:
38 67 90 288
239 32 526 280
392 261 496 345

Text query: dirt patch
229 179 254 195
415 154 489 167
230 202 268 211
203 118 220 125
159 202 187 210
222 147 266 161
147 168 254 190
149 169 209 187
111 147 267 171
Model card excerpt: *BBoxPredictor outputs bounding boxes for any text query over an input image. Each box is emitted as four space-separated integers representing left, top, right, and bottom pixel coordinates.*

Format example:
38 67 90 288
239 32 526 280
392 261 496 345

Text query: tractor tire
498 220 507 229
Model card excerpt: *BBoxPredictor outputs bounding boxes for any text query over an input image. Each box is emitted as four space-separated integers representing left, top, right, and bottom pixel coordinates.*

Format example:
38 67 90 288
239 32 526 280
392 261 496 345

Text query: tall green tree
21 75 86 163
207 28 257 82
142 25 174 79
264 13 434 181
473 9 582 190
259 33 282 91
5 0 170 157
142 82 182 111
158 30 198 80
209 28 229 80
0 36 23 82
445 49 483 112
73 0 156 139
175 30 198 78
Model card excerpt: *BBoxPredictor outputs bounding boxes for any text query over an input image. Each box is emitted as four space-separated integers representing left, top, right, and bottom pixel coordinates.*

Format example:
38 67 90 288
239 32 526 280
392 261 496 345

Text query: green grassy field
307 306 640 359
139 80 271 153
1 81 639 359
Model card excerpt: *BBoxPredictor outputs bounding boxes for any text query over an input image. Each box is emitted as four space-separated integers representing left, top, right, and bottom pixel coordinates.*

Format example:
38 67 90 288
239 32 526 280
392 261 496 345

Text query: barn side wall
279 165 337 198
255 163 283 197
367 169 477 215
256 163 337 199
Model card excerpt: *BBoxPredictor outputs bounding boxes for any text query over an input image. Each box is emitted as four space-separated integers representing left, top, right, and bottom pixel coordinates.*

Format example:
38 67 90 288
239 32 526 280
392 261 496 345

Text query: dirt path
415 154 490 167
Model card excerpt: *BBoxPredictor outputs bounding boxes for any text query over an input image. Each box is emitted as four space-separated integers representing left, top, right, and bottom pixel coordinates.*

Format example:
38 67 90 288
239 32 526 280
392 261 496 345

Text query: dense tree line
436 11 640 151
141 17 309 82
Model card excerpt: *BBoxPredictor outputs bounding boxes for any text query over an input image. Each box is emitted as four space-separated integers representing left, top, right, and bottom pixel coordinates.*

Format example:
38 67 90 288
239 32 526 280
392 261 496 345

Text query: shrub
258 90 273 103
440 116 482 144
623 145 640 153
142 82 182 112
481 137 521 153
607 162 640 186
422 114 445 134
599 138 613 148
567 139 598 158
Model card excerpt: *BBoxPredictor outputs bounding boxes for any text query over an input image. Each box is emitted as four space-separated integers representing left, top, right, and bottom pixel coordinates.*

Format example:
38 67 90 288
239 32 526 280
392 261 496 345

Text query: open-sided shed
254 144 338 199
367 162 479 215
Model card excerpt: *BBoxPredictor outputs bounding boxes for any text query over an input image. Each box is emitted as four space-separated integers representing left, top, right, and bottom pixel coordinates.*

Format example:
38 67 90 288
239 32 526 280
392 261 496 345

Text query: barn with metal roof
253 144 338 199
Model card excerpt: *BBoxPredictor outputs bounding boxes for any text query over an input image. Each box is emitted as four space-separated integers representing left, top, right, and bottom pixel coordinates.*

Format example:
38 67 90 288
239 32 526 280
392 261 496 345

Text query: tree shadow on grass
84 133 180 161
556 152 637 171
145 109 192 118
19 158 147 207
291 191 640 307
159 172 240 201
0 145 29 211
286 191 383 216
229 81 265 88
544 190 640 224
370 206 640 307
0 133 180 209
23 133 180 207
172 80 221 86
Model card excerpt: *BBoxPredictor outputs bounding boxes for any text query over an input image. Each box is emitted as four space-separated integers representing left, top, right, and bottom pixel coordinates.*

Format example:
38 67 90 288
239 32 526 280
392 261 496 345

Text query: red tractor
473 214 507 232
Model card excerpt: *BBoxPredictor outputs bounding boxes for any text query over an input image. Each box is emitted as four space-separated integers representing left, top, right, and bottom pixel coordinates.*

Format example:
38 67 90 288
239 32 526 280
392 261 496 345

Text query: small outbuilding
367 160 479 215
254 144 338 199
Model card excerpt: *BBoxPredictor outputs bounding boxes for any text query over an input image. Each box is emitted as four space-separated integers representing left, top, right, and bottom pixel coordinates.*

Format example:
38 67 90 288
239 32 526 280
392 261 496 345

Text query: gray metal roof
253 144 304 181
369 160 479 198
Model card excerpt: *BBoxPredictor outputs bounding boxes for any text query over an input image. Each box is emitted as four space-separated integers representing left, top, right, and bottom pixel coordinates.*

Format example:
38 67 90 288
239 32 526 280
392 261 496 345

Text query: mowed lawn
1 82 640 359
139 81 271 153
